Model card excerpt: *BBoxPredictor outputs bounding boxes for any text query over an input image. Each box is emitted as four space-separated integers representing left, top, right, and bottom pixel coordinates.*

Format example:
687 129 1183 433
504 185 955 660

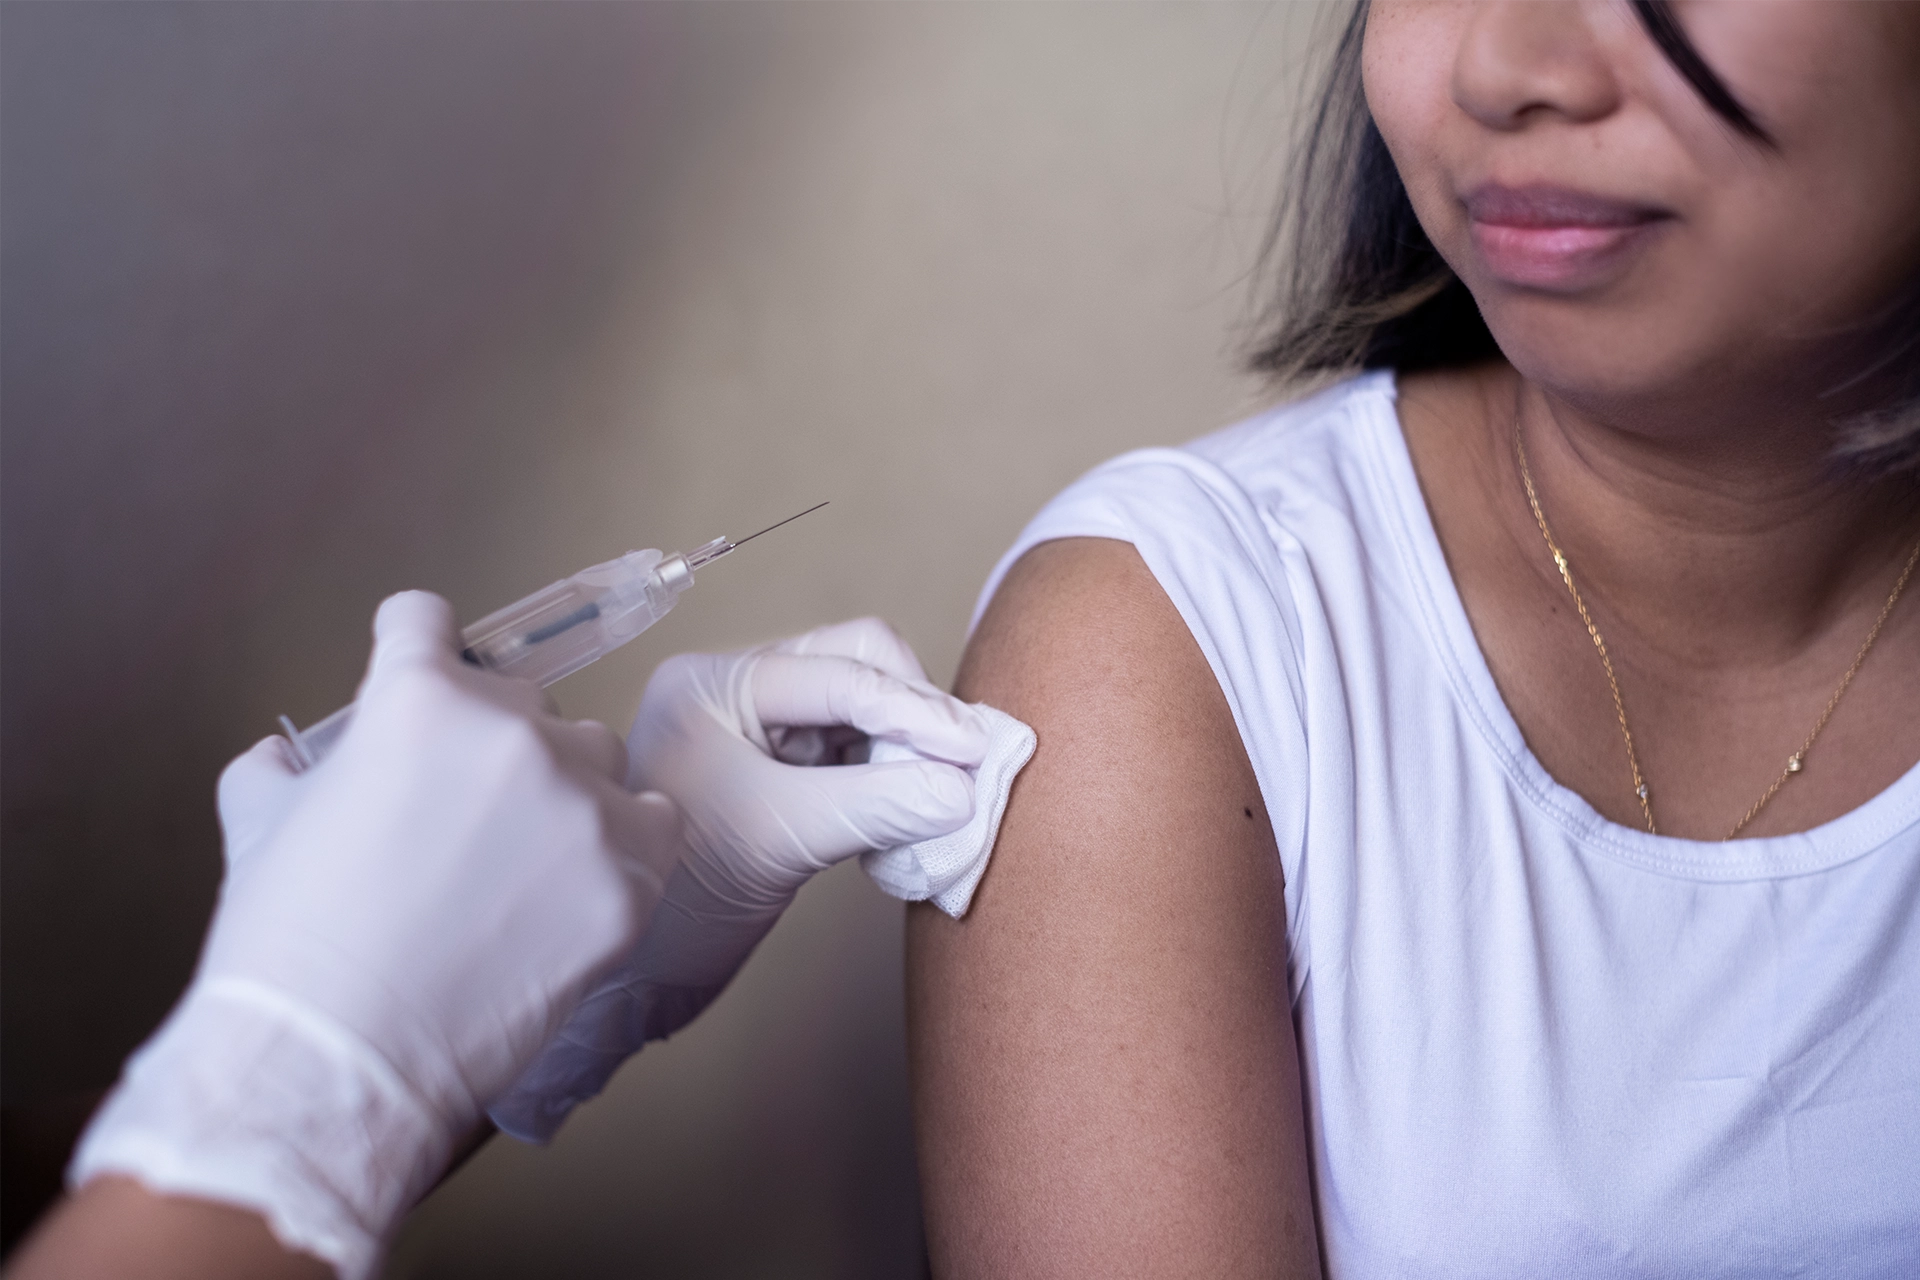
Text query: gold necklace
1514 420 1920 841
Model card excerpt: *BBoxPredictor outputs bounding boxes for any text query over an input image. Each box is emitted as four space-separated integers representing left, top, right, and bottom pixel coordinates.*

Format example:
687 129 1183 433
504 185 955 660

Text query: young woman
909 2 1920 1275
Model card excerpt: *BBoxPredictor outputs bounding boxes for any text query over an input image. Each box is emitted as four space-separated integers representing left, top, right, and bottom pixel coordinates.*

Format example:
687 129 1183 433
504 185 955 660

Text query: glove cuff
69 976 452 1280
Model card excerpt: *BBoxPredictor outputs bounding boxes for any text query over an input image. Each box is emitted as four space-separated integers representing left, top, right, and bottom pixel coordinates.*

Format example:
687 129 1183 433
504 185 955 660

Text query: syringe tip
684 536 734 570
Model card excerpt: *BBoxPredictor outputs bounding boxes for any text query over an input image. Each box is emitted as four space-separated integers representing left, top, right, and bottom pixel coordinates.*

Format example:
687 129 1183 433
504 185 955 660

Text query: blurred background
2 2 1322 1273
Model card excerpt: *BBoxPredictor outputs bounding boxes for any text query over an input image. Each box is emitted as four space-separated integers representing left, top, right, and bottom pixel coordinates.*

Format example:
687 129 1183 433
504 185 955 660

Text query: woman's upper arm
908 536 1320 1278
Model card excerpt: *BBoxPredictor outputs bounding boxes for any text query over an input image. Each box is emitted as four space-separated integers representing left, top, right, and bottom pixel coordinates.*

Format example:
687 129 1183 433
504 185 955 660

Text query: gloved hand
489 617 986 1142
70 592 684 1280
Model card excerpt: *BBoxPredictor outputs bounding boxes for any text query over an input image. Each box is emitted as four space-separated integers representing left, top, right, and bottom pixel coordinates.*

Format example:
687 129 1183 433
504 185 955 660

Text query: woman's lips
1464 184 1671 291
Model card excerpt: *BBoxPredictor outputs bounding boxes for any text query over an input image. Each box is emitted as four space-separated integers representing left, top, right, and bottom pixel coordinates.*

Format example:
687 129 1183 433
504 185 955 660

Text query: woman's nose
1451 0 1621 133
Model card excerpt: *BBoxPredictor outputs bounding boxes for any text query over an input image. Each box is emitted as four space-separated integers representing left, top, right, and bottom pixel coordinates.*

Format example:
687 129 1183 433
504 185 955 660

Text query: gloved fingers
768 616 929 683
215 736 305 871
543 717 630 786
752 654 988 767
790 759 976 856
360 591 462 695
600 788 686 902
364 590 548 715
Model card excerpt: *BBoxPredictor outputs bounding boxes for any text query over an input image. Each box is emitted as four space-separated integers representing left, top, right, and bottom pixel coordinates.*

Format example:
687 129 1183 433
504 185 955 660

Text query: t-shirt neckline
1351 369 1920 881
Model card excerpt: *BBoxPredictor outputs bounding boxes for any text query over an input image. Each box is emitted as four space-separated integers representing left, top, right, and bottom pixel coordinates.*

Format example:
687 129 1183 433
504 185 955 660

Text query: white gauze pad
862 704 1035 918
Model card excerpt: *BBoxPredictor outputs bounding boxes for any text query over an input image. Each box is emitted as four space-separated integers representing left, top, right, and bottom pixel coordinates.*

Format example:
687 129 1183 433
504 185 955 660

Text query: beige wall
1 2 1324 1271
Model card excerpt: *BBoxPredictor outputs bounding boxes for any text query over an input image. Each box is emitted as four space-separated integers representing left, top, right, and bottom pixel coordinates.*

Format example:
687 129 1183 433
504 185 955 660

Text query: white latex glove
489 617 986 1142
70 592 683 1280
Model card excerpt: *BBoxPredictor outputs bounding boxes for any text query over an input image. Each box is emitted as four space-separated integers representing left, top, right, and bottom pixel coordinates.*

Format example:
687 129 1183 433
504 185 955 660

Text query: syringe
278 502 828 772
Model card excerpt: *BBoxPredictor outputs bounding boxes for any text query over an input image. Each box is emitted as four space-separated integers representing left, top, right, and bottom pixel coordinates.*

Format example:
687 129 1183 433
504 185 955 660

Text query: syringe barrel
281 548 695 772
462 577 619 685
462 548 692 684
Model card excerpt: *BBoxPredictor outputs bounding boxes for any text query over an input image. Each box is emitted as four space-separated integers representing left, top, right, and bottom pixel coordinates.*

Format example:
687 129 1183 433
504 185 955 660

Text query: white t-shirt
979 371 1920 1278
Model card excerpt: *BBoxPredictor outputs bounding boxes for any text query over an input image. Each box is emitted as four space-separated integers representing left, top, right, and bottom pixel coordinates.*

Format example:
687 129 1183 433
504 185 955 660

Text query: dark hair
1248 0 1920 473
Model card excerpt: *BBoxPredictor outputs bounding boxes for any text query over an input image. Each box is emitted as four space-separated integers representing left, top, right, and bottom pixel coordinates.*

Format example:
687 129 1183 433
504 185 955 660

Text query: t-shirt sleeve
972 448 1315 985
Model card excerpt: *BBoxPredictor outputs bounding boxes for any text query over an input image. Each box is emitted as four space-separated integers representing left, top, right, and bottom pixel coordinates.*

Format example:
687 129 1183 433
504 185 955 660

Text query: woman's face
1364 0 1920 426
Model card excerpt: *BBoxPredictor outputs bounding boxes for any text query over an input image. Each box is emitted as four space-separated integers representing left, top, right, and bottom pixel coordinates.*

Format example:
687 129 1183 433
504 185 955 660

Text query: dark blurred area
2 1 1302 1271
4 1 698 1250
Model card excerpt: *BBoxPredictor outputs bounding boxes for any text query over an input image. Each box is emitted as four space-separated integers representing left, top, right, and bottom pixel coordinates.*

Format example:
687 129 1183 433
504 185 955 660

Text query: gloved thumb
361 590 461 694
769 616 931 684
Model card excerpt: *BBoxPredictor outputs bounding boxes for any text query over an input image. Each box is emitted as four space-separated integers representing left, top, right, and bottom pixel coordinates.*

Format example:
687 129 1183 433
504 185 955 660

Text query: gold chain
1514 419 1920 842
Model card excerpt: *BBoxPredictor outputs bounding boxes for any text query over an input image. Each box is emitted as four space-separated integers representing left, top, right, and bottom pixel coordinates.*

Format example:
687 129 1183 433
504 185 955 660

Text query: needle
729 501 830 549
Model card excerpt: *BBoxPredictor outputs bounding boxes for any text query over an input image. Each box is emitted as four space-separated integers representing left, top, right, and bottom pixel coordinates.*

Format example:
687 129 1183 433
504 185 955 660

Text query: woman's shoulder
1183 368 1398 489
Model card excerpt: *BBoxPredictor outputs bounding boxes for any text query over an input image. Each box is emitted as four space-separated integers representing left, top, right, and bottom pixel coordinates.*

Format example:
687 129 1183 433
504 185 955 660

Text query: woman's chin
1478 316 1735 424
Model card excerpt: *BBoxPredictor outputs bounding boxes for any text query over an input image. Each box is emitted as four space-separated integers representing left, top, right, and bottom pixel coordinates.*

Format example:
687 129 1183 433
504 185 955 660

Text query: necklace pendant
1786 753 1804 774
1636 783 1649 800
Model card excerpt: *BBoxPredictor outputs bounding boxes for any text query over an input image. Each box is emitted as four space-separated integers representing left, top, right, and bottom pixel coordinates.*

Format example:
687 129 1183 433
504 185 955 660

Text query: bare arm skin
908 537 1320 1278
7 1178 332 1280
8 1123 494 1278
